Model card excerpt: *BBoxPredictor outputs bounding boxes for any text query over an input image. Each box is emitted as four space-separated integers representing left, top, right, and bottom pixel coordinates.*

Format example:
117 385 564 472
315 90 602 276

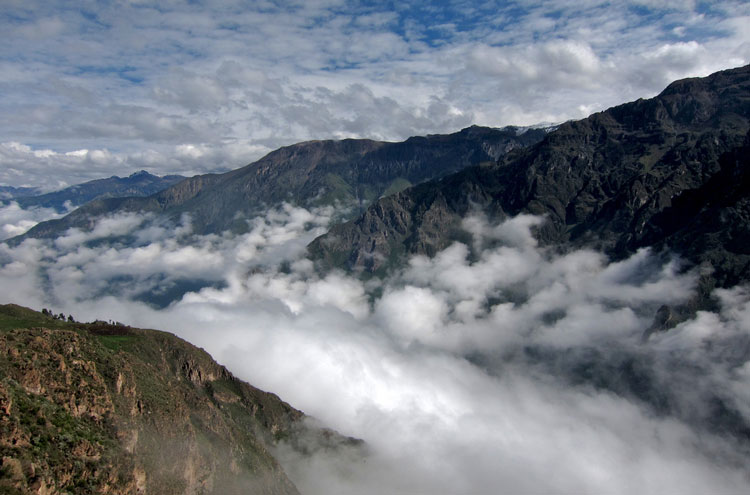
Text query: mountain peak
128 170 154 178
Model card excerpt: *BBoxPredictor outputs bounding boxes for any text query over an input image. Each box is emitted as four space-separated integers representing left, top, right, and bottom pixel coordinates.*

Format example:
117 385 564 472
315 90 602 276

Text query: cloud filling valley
1 205 749 494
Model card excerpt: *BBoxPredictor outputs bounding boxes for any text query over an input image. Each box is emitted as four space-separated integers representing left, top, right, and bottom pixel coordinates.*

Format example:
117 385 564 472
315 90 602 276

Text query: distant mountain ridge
5 170 185 212
12 126 548 241
0 185 41 200
309 65 750 293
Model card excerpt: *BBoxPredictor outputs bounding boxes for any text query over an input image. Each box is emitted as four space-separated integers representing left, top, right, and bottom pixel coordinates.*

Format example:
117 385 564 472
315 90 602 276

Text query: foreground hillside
0 304 339 495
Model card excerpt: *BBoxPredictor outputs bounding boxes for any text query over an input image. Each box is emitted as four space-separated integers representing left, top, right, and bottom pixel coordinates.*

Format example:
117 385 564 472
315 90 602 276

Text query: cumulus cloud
1 208 749 493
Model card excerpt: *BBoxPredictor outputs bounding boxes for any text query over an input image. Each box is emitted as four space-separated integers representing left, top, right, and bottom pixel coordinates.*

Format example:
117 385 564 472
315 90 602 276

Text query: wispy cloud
1 1 748 188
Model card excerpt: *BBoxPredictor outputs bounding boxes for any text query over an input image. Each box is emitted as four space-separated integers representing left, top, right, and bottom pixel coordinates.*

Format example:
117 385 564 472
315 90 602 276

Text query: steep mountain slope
8 171 185 212
0 304 350 495
309 65 750 288
15 126 547 241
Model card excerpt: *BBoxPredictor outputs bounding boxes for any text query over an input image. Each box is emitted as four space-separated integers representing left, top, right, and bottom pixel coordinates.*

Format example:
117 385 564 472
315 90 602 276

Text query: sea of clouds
1 205 749 494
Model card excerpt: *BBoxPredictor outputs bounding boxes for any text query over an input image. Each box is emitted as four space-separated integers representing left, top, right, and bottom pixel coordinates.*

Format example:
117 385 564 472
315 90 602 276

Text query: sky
1 0 749 190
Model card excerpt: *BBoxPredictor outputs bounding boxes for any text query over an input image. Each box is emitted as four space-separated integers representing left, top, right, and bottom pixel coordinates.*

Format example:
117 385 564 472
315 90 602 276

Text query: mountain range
13 125 549 241
2 171 185 212
0 186 41 201
13 66 750 299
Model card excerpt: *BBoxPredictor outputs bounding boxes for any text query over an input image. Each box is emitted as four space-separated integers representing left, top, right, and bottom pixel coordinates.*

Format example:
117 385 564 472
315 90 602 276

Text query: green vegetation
0 377 127 495
315 173 355 205
381 177 412 197
96 334 139 352
0 304 73 332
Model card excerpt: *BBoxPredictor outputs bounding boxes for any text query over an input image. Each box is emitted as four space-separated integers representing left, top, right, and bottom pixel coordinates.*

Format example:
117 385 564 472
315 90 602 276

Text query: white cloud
0 201 70 240
375 285 449 344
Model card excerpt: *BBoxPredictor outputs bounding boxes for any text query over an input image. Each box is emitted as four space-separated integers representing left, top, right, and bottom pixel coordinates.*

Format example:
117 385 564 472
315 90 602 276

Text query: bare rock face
0 304 351 495
309 64 750 285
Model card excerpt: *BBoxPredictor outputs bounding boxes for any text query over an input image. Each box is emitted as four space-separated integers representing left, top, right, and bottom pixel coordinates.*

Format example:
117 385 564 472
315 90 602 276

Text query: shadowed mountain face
309 65 750 288
13 126 547 241
6 171 186 212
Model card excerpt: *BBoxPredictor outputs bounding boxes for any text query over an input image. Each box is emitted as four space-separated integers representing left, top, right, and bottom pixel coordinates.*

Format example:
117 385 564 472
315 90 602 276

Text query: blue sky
1 0 749 189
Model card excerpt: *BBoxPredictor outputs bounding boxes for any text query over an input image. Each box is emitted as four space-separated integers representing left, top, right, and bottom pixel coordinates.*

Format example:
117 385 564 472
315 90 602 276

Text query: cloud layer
1 207 749 494
2 1 749 189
